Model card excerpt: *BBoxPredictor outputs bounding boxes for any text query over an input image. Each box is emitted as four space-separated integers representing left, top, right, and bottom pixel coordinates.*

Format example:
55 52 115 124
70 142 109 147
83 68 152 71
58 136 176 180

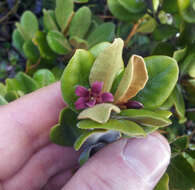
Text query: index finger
0 82 68 180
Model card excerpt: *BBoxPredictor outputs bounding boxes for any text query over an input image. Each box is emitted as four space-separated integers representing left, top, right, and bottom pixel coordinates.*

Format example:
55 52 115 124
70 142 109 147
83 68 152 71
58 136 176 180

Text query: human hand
0 82 171 190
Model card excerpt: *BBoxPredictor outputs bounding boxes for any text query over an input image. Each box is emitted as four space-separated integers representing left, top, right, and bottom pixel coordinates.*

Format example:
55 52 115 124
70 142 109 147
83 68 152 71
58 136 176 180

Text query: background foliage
0 0 195 189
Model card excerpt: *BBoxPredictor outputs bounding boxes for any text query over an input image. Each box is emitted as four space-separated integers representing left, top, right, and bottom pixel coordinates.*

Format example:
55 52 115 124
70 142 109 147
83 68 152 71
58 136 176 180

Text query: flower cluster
75 81 114 110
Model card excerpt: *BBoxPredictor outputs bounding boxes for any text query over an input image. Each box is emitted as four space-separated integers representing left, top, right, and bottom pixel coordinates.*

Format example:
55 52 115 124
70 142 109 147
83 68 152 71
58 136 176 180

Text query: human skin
0 82 171 190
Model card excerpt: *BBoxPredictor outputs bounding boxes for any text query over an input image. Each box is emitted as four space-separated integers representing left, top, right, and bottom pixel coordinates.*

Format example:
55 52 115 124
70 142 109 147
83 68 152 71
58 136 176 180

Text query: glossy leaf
162 0 178 13
114 55 148 104
180 53 195 76
120 109 172 127
47 31 72 55
143 126 159 135
87 23 115 48
23 40 40 62
107 0 141 22
137 15 157 34
154 173 169 190
12 29 24 52
152 0 160 12
33 31 56 60
154 110 172 118
167 155 195 190
89 42 111 58
89 38 124 92
173 47 187 62
78 103 121 124
16 11 39 41
61 49 95 112
4 91 18 102
171 136 189 153
33 69 56 88
74 130 106 150
43 9 59 32
78 119 146 137
50 108 81 146
69 6 91 38
153 25 177 41
135 56 179 109
69 36 88 49
0 95 8 105
15 72 38 93
5 78 22 92
178 0 195 23
55 0 74 32
171 85 187 124
118 0 146 14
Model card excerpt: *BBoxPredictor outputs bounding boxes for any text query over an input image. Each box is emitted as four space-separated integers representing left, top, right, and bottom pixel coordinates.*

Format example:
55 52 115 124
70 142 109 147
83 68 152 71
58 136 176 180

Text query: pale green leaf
78 119 146 137
89 38 124 92
78 103 120 124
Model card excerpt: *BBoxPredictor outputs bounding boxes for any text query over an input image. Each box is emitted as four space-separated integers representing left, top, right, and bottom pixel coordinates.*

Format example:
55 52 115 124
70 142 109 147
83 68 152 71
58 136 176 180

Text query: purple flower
75 81 114 110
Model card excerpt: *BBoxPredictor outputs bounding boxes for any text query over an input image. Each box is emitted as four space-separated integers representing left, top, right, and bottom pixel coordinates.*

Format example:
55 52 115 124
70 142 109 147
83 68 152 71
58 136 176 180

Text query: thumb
62 132 170 190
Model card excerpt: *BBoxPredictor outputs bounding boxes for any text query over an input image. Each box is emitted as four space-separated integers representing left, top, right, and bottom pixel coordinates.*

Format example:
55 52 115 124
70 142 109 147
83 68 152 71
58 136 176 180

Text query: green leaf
89 42 111 58
114 55 148 104
33 31 56 60
51 66 63 80
16 11 39 41
188 61 195 78
78 103 121 124
162 0 178 13
153 25 177 41
135 56 179 109
23 40 40 62
154 110 172 118
171 136 189 153
108 0 141 22
0 83 7 96
173 47 187 62
61 49 95 112
69 36 88 49
5 78 22 92
4 91 19 102
0 95 8 105
178 0 195 23
78 119 146 137
118 0 146 14
186 150 195 159
47 31 72 55
171 85 187 124
152 42 175 57
69 6 91 38
15 72 38 94
50 107 81 146
43 9 59 32
87 23 115 48
167 155 195 190
55 0 74 32
74 0 89 2
180 53 195 76
74 130 106 151
137 15 157 34
152 0 160 12
107 0 142 22
143 126 159 135
33 69 56 88
154 173 169 190
12 29 24 52
89 38 124 92
120 109 172 127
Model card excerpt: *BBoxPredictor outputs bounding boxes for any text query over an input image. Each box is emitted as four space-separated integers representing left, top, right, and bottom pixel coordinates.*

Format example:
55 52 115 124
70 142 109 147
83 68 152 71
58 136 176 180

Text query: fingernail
123 133 170 187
